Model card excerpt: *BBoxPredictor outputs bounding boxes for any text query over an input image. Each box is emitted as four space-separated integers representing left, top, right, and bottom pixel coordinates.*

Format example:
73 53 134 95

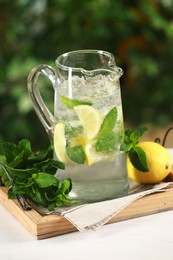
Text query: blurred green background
0 0 173 150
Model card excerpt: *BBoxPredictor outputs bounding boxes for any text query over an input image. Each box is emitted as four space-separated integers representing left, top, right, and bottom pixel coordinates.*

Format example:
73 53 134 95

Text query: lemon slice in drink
85 141 113 166
74 105 102 140
54 122 67 163
85 142 105 165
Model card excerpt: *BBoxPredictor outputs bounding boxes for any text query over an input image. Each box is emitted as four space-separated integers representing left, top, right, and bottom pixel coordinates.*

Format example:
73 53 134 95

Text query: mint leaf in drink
66 145 86 164
95 132 117 152
95 107 118 152
129 146 149 172
65 125 83 139
99 107 117 136
61 96 92 108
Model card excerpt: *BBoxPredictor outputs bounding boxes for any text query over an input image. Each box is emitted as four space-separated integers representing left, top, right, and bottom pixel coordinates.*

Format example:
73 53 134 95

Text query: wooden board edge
108 189 173 224
1 187 173 239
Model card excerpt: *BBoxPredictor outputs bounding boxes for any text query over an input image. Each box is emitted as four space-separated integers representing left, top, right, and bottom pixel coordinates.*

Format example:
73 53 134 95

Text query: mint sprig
66 145 86 164
120 127 149 172
61 96 92 108
0 139 75 211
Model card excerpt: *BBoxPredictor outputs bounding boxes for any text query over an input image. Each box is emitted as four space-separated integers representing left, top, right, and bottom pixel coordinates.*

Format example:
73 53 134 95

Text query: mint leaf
129 127 148 143
50 160 65 170
29 185 48 206
44 179 75 209
61 96 92 108
28 145 53 163
48 202 56 211
129 146 149 172
32 172 58 188
57 179 72 196
99 107 117 136
6 166 36 179
1 142 20 164
96 132 117 151
8 151 25 168
33 158 64 175
65 125 83 138
0 155 7 177
66 145 86 164
4 180 11 187
120 127 148 152
8 188 16 199
95 108 118 152
138 127 149 136
120 142 132 153
13 183 31 195
18 139 32 158
1 139 33 168
56 193 76 206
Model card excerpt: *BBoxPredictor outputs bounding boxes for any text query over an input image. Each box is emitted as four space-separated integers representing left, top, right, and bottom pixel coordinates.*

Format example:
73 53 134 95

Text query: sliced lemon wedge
74 105 102 141
54 122 68 163
84 142 104 166
85 141 115 166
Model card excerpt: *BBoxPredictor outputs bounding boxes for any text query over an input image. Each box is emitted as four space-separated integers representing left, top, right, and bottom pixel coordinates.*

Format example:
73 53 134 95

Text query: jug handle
27 64 56 141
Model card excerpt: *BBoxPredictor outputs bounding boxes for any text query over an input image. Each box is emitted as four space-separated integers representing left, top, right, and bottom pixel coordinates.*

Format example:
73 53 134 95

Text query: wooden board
1 186 173 239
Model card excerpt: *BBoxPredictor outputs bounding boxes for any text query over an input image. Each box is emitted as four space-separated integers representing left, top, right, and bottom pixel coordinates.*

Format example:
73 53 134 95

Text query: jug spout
110 64 123 76
108 65 124 82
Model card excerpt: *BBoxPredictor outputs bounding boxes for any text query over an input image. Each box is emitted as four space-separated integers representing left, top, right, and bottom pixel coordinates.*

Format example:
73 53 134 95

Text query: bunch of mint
0 139 75 211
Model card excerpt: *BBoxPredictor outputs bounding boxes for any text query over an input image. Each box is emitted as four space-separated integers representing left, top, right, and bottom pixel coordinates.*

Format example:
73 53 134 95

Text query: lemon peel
54 122 68 163
74 105 102 141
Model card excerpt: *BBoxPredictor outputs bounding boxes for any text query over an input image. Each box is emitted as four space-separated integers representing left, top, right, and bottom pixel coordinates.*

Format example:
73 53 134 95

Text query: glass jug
27 50 129 203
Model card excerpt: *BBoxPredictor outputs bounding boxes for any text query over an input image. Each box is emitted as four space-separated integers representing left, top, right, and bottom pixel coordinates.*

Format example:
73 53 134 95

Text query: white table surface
0 149 173 260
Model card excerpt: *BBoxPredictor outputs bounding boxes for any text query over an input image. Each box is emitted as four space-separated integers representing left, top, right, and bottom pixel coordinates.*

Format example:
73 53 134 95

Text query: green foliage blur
0 0 173 150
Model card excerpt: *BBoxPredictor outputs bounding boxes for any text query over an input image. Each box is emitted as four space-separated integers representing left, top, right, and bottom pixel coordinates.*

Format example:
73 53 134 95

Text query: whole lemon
127 141 172 184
